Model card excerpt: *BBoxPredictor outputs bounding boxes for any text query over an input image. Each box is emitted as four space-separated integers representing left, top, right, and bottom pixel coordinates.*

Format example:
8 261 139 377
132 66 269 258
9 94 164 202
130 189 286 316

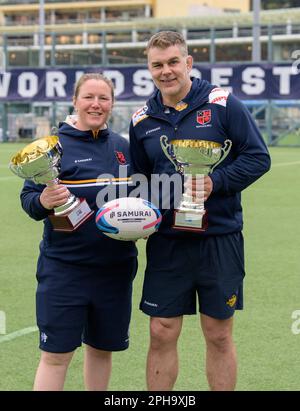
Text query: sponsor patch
209 87 229 107
132 105 149 126
197 109 211 125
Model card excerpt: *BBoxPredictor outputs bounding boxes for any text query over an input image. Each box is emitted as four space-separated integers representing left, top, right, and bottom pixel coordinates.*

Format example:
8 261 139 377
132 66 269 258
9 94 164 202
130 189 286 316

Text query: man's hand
39 183 71 210
184 175 213 202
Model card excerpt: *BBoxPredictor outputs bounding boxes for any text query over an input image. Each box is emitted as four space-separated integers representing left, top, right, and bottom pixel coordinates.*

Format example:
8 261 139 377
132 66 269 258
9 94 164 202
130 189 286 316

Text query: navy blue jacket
21 122 137 265
129 77 271 236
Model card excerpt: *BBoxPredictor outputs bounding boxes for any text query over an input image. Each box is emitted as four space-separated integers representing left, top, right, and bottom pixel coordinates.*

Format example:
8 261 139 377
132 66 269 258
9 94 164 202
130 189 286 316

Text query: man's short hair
146 31 188 56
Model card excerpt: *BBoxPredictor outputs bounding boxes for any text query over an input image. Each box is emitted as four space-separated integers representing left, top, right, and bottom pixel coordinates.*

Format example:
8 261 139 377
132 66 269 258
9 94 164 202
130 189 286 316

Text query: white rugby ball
95 197 162 241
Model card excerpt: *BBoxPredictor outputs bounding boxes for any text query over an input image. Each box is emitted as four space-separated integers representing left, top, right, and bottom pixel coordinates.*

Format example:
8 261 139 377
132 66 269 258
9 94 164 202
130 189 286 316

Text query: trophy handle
160 135 181 172
210 139 232 173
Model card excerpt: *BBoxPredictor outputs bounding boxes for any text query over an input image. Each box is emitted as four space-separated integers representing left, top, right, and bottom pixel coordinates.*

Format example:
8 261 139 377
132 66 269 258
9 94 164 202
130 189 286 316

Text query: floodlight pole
252 0 261 62
39 0 45 67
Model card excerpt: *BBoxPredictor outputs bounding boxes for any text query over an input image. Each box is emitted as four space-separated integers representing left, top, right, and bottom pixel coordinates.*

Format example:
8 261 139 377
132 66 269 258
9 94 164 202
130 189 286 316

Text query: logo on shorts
226 294 237 307
41 332 48 343
125 327 130 343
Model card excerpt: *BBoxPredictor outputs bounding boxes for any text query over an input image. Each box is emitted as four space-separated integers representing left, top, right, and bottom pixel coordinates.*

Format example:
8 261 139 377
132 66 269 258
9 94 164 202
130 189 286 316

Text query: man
129 31 271 391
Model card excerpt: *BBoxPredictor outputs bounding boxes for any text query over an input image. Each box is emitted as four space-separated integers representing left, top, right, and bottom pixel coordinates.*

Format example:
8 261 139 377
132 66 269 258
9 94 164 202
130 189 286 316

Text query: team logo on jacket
197 109 211 125
114 151 127 165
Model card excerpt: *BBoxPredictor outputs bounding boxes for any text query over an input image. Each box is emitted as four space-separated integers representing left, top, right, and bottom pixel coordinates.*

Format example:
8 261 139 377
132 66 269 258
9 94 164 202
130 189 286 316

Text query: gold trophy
160 136 232 231
10 135 94 232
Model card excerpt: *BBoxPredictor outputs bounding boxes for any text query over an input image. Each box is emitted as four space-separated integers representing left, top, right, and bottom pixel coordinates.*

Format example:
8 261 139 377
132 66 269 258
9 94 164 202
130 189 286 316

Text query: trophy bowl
170 139 226 175
10 135 62 184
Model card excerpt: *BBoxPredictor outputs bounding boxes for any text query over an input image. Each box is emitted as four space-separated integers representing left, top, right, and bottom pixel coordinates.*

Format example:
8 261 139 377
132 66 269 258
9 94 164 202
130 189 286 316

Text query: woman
21 73 137 391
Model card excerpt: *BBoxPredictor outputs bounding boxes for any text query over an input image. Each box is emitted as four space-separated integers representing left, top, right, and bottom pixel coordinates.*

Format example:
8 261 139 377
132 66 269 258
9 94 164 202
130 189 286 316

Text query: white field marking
272 160 300 167
0 326 38 344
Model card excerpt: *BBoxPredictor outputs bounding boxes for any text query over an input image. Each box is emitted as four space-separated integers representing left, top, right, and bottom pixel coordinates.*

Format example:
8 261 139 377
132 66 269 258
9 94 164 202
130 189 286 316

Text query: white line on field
0 326 38 344
272 160 300 167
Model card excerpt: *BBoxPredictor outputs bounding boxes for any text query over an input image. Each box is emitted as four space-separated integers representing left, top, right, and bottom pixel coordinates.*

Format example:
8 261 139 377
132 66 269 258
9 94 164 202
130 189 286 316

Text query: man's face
147 45 193 104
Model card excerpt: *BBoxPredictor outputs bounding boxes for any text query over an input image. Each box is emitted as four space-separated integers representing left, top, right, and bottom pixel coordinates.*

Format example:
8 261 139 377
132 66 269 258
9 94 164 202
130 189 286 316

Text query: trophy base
173 209 208 232
48 198 94 232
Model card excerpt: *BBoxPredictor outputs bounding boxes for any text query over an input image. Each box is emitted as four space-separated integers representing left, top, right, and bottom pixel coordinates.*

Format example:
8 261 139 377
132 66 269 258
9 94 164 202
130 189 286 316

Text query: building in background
0 0 250 26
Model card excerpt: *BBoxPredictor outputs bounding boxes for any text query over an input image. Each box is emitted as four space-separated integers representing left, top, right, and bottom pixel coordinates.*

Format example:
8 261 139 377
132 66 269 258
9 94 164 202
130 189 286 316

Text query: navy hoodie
129 77 271 236
20 122 137 265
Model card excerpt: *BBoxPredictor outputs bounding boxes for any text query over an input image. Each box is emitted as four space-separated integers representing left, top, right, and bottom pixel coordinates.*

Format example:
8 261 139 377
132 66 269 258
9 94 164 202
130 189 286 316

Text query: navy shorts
36 255 137 353
140 232 245 320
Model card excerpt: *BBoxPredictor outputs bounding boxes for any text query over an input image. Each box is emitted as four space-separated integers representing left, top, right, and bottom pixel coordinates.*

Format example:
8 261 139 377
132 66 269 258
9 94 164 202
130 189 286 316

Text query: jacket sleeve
20 179 51 221
210 94 271 195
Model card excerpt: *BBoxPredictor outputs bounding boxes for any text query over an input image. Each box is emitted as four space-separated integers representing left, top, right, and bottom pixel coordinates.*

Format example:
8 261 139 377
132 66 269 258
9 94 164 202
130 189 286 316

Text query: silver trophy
160 136 232 231
10 135 94 231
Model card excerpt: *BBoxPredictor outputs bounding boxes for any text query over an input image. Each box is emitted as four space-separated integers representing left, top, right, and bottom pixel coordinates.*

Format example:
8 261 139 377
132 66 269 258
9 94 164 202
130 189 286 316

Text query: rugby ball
95 197 162 241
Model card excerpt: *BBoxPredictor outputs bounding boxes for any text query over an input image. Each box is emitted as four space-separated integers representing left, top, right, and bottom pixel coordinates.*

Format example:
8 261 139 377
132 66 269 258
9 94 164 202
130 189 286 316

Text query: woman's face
73 79 113 131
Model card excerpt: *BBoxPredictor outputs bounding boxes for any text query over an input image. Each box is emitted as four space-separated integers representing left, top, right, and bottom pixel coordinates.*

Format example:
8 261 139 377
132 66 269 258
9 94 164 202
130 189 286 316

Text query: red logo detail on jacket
197 110 211 125
115 151 127 165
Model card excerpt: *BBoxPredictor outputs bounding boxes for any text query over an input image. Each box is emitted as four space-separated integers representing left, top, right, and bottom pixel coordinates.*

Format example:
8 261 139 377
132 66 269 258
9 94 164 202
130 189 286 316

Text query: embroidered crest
115 151 127 165
197 109 211 125
175 101 188 111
